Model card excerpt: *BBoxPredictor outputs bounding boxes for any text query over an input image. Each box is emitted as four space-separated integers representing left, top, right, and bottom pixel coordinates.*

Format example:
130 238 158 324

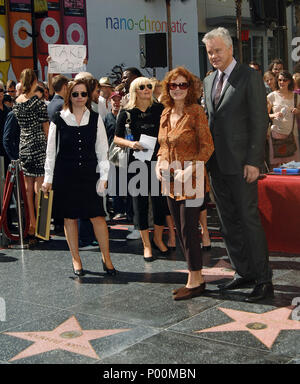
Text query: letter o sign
13 19 32 48
66 23 85 45
40 17 60 44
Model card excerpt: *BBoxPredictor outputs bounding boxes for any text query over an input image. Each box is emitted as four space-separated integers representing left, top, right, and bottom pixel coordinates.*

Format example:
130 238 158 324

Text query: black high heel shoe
151 239 169 255
72 266 85 277
102 260 117 276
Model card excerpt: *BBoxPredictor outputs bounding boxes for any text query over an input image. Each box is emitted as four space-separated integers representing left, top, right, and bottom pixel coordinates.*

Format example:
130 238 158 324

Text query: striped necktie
214 72 225 108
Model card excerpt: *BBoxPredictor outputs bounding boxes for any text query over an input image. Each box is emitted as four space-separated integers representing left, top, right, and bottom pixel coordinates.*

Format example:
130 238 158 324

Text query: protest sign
48 44 86 74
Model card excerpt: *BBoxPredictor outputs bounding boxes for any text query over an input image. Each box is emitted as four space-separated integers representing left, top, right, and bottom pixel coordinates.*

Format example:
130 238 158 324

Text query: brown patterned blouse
157 104 214 200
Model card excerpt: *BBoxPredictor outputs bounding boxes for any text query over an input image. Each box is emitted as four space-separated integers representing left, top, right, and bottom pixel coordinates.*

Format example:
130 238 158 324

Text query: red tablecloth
258 174 300 254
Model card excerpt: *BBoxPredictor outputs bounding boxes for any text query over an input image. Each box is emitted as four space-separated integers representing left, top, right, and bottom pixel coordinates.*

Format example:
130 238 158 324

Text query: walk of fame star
196 306 300 349
4 316 130 361
175 260 235 283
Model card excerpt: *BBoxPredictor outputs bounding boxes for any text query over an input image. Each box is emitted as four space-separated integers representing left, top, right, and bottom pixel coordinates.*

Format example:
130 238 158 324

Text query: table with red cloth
258 174 300 254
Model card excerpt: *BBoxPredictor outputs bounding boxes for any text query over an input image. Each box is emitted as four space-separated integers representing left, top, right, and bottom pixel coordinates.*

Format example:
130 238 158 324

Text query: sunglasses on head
138 84 153 91
168 82 189 90
71 91 88 98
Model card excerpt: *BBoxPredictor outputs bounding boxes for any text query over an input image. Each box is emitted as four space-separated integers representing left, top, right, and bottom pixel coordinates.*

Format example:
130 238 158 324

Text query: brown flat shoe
173 283 206 301
172 286 184 295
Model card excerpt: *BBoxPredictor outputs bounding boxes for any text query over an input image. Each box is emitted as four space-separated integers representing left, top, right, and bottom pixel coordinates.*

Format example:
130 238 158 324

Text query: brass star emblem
196 306 300 349
5 316 130 361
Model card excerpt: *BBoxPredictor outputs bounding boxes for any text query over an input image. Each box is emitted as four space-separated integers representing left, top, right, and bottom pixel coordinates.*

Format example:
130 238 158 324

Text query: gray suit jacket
203 63 268 175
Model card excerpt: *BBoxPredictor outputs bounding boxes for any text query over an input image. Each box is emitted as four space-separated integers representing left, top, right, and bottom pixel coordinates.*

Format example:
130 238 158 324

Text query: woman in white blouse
42 79 116 276
267 70 300 167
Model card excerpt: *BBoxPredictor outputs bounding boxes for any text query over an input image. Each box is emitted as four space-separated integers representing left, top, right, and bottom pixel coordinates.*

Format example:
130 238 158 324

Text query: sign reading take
48 44 86 74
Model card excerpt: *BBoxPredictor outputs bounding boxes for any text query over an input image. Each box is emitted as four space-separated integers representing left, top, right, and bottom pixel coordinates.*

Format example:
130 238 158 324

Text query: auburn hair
160 66 198 108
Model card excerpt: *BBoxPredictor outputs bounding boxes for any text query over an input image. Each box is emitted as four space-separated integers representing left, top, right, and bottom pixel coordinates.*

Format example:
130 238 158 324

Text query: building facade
0 0 295 83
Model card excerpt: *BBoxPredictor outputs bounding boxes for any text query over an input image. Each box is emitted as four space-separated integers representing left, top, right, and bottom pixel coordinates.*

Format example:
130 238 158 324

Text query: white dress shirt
212 58 237 101
44 108 109 184
98 95 111 121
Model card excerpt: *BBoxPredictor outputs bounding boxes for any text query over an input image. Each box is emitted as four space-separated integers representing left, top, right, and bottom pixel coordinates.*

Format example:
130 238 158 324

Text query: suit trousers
167 197 202 271
210 163 272 284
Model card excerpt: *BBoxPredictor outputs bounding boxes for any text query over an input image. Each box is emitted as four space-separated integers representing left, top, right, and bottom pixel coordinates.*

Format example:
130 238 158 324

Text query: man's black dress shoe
218 277 254 291
244 283 274 303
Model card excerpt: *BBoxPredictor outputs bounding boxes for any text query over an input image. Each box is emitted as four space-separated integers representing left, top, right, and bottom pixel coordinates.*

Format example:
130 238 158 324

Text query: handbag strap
292 93 298 133
124 110 131 136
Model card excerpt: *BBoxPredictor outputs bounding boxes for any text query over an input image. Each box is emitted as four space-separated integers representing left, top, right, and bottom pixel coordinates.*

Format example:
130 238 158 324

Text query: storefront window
268 37 277 67
198 33 208 79
253 36 264 72
232 37 251 65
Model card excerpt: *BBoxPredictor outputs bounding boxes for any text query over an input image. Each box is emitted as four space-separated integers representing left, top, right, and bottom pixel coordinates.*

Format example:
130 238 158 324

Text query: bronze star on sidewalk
196 306 300 349
5 316 130 361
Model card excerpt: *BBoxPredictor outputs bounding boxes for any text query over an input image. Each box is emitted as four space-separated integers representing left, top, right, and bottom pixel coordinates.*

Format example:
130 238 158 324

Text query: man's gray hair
202 27 233 48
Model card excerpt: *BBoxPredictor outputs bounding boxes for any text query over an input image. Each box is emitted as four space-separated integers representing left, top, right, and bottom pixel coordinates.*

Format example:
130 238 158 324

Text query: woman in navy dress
42 79 116 276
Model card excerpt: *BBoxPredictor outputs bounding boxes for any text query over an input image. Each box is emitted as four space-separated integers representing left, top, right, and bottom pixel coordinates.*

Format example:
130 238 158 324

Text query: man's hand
244 165 259 183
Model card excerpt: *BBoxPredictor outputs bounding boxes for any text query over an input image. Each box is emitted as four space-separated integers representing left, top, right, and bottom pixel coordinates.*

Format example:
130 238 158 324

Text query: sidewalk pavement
0 205 299 371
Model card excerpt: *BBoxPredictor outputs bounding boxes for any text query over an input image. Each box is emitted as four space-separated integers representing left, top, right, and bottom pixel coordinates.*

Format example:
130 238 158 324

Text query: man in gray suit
202 27 273 302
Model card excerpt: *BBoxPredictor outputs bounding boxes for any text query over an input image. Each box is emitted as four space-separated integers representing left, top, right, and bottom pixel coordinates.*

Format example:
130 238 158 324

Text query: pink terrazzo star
196 306 300 349
5 316 130 361
175 259 235 282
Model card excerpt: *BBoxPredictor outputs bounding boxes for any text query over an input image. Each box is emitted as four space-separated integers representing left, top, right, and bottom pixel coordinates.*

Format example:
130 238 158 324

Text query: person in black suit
47 75 69 122
202 27 273 302
3 111 20 161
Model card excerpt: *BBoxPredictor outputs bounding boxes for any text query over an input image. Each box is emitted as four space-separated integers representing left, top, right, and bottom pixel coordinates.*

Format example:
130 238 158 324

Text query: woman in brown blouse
156 67 214 300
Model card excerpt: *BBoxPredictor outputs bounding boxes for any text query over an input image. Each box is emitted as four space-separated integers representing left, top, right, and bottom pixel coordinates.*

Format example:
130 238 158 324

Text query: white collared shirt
212 58 237 100
44 108 109 183
98 95 111 121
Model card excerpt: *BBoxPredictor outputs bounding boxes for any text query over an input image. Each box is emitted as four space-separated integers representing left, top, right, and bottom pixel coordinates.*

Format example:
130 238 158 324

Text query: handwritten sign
48 44 86 74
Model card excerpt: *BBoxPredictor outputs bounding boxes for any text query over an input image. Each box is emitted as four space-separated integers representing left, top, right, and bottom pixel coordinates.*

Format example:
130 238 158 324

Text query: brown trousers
167 197 203 271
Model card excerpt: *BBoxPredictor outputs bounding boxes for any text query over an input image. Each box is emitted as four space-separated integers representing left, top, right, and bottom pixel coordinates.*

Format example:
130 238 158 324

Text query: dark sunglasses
0 89 4 93
71 91 88 98
138 84 153 91
168 82 189 90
